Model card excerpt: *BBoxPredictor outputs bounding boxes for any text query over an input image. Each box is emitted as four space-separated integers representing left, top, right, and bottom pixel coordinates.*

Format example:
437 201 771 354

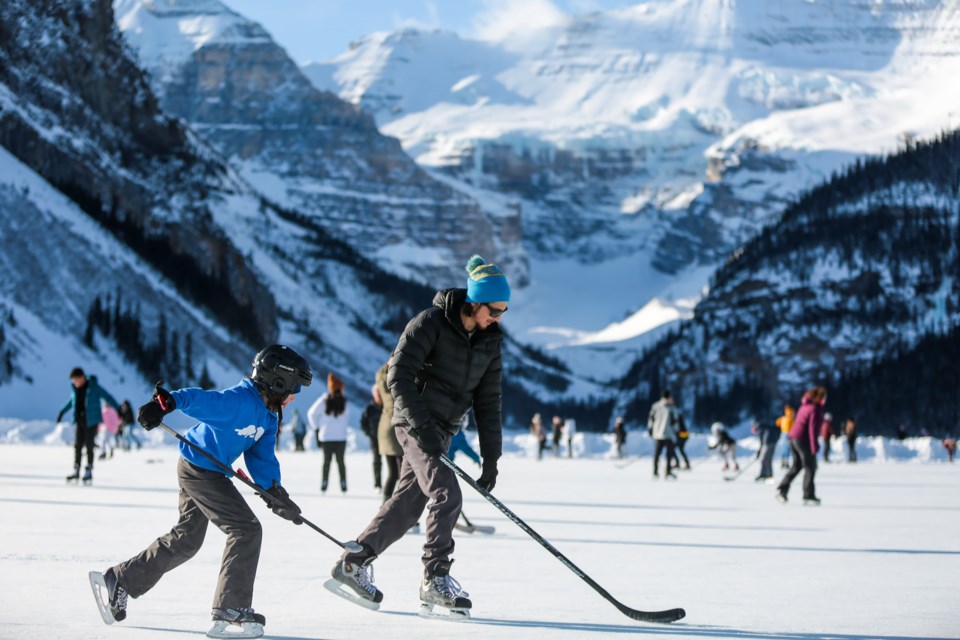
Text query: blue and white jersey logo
236 425 265 441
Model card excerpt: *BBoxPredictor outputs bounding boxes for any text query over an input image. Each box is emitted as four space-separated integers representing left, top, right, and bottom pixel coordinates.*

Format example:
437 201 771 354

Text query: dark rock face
0 0 277 346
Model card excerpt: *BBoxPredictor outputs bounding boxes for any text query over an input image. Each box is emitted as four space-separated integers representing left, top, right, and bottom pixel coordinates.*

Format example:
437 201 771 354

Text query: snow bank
2 418 952 463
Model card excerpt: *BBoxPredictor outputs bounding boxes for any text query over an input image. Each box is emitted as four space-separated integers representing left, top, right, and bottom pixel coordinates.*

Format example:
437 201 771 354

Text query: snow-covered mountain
0 0 585 422
617 129 960 432
112 0 528 288
305 0 960 362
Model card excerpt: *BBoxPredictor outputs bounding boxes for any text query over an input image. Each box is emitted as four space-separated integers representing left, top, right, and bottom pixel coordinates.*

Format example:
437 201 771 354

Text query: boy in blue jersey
94 345 312 639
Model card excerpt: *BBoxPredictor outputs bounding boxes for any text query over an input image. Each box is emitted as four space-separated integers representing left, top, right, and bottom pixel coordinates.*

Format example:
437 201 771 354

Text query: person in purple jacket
91 345 312 639
776 386 827 506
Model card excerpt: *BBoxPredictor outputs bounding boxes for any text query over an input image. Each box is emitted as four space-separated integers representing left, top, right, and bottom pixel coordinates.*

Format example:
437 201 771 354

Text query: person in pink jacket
776 386 827 506
98 403 122 460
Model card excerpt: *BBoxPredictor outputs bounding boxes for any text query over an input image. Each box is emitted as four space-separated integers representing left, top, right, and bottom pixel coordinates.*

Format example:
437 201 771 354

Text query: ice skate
66 464 80 483
418 573 472 621
207 607 265 638
323 557 383 610
802 497 821 506
82 465 93 485
89 568 127 624
775 491 788 504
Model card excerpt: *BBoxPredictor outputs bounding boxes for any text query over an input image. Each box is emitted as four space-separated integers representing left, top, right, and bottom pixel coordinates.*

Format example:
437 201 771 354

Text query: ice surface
0 434 956 639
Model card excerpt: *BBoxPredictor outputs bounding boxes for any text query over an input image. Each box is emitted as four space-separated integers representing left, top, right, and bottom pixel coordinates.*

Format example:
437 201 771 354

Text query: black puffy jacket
387 288 503 462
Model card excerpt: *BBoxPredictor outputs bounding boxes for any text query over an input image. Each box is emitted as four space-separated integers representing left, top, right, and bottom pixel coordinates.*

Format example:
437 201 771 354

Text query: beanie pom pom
466 254 486 274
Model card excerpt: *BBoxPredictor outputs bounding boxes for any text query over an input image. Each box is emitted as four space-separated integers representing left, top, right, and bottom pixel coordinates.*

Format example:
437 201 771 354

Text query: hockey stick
158 422 362 553
723 455 758 482
459 511 495 535
439 454 685 624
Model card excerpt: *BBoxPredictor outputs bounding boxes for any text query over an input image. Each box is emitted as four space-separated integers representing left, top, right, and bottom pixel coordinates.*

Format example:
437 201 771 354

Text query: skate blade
88 571 115 625
418 603 471 621
206 619 263 638
322 578 381 611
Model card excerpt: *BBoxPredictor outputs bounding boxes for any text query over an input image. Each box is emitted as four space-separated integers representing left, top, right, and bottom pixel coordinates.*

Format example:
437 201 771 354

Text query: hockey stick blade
440 455 685 623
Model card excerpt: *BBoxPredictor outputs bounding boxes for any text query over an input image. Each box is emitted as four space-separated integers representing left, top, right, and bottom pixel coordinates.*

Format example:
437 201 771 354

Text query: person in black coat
329 255 509 612
359 387 383 490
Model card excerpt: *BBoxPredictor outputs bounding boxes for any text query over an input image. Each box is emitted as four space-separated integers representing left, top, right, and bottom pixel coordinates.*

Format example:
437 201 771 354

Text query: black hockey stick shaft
440 454 685 623
158 422 361 553
724 454 758 481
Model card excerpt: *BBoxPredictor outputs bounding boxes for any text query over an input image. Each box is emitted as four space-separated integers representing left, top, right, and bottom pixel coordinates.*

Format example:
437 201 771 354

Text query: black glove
56 410 65 423
138 381 176 431
410 423 445 456
152 381 176 413
477 459 498 492
262 481 302 524
137 401 165 431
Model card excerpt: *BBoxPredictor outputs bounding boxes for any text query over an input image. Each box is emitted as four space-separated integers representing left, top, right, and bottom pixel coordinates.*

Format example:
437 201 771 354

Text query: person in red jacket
776 386 827 506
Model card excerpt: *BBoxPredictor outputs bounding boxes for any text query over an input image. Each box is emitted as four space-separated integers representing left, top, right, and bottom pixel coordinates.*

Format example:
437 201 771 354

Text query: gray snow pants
345 426 461 578
112 457 263 610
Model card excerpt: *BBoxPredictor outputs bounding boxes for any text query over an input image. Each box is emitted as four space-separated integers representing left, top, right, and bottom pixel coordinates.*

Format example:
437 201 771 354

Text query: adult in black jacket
329 255 509 615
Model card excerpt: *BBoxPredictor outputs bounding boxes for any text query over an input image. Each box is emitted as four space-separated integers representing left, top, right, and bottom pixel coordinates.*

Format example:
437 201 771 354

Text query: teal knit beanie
465 255 511 303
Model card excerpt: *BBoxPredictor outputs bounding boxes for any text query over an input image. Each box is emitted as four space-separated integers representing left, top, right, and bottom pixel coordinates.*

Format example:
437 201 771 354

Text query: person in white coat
648 390 679 479
309 373 350 493
564 418 577 458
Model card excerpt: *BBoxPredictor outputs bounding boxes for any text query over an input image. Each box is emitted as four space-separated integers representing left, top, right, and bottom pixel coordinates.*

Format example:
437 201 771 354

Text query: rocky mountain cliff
113 0 527 288
306 0 960 358
0 0 577 422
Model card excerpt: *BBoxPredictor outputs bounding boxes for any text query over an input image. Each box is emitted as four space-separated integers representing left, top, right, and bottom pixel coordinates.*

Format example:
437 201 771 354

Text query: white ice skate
207 607 264 639
89 569 126 625
418 574 472 622
323 558 382 611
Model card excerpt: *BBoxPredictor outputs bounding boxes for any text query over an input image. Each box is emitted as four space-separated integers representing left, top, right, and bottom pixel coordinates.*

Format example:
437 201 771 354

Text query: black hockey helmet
251 345 313 395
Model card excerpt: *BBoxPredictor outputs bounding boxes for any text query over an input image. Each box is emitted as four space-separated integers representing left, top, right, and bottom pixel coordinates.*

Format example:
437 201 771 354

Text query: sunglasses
481 303 508 318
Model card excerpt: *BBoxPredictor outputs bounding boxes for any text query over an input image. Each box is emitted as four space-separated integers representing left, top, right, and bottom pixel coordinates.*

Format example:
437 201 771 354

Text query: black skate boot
66 464 80 483
323 556 383 610
88 567 128 624
208 607 265 639
419 571 472 621
82 465 93 485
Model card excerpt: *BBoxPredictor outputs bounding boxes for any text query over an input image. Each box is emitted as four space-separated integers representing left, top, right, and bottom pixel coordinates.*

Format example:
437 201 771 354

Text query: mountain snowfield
0 435 956 639
304 0 960 355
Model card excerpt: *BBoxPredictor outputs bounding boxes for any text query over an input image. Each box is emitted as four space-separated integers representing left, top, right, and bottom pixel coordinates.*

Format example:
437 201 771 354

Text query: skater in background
449 413 481 465
752 419 780 482
709 421 739 472
91 345 310 636
777 386 827 506
942 437 956 462
844 418 858 463
776 404 795 469
98 402 121 460
648 390 678 479
360 386 383 490
374 361 403 500
672 413 691 470
288 409 306 452
551 415 563 457
118 400 142 451
57 367 120 484
821 412 835 462
897 424 908 440
532 413 549 459
564 417 577 458
309 373 350 493
327 254 509 618
613 416 626 458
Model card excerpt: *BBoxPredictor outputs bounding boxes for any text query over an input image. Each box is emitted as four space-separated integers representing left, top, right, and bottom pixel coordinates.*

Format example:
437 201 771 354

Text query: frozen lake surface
0 443 956 639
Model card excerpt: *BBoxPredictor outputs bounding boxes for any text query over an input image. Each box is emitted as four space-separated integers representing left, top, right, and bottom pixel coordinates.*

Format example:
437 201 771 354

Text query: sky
219 0 636 64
